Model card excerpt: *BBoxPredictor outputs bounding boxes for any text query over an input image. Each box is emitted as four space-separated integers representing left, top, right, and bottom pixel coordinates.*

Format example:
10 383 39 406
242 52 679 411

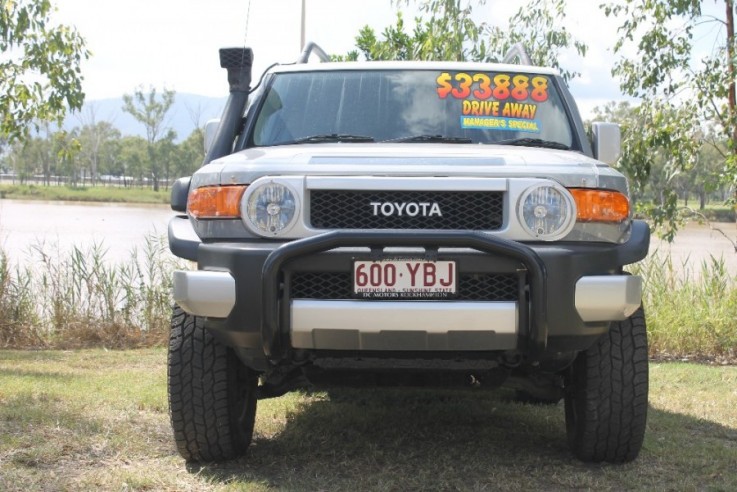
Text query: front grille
291 272 519 301
310 190 503 230
291 272 352 300
458 273 519 301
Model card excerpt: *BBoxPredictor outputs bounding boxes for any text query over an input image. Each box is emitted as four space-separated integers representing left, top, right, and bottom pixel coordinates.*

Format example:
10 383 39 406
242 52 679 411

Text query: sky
53 0 726 119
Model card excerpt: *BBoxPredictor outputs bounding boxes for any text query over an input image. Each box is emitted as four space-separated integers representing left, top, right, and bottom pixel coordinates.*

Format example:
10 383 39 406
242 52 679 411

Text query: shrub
0 236 186 349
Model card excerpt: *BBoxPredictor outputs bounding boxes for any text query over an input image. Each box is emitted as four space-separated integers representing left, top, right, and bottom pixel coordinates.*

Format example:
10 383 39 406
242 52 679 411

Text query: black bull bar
261 231 548 360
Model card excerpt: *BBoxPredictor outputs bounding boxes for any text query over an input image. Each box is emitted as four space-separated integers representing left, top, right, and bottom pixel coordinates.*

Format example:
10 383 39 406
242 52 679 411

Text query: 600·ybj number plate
353 259 457 299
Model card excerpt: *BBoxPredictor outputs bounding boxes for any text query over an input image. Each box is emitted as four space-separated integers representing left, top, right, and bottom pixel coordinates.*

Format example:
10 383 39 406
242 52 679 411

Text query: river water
1 199 736 275
650 221 737 276
0 199 176 264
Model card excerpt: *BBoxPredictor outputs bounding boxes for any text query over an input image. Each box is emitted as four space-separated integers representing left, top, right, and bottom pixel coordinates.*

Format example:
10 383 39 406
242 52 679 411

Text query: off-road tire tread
168 306 257 462
565 307 648 463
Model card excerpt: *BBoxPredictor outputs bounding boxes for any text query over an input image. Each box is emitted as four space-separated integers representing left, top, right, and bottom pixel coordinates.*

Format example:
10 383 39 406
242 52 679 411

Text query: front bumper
170 217 649 367
290 299 519 351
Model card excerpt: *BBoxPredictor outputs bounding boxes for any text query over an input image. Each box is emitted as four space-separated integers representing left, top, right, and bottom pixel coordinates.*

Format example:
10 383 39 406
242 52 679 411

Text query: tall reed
1 239 735 359
0 253 42 346
0 235 185 349
630 250 737 360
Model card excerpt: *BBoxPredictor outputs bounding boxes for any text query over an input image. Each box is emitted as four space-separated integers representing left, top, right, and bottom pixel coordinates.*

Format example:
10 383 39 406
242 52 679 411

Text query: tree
76 121 122 185
591 100 701 241
156 128 177 187
604 0 736 235
53 130 81 186
176 127 205 178
7 138 36 183
7 125 52 184
118 136 148 187
5 125 82 185
122 86 176 191
692 140 730 209
29 122 54 185
352 12 431 61
363 0 488 61
485 0 587 81
350 0 586 82
75 105 122 184
0 0 89 142
667 133 726 211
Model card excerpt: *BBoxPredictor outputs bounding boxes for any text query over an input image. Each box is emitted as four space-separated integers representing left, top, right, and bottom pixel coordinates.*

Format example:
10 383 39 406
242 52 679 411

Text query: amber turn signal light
569 188 629 223
187 185 247 219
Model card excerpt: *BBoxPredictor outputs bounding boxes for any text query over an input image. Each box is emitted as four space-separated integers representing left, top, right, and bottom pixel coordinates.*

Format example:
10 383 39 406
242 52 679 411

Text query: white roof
269 60 560 76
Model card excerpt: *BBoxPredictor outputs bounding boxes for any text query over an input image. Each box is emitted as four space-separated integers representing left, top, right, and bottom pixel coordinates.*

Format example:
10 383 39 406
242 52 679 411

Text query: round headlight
243 181 298 236
517 184 575 240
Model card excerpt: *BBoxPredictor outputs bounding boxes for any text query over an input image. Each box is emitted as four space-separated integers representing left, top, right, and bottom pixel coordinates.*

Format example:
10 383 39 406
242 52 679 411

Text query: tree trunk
727 1 737 213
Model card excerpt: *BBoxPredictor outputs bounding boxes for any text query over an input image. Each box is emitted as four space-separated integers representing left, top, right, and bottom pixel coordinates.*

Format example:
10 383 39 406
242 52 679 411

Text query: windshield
250 69 575 148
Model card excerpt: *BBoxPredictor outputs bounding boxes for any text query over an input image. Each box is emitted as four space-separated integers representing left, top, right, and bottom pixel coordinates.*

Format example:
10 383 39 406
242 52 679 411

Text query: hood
192 143 626 193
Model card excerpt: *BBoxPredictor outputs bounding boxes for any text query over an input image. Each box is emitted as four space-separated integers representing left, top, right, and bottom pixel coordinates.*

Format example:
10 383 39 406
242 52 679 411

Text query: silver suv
167 45 649 464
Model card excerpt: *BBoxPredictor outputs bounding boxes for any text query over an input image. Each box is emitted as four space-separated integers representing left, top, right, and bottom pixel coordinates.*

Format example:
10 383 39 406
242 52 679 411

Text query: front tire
168 306 258 462
564 307 648 463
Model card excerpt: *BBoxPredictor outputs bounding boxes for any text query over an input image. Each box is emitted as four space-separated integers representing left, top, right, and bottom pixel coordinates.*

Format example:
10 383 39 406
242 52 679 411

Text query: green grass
0 184 170 204
631 251 737 361
0 349 735 490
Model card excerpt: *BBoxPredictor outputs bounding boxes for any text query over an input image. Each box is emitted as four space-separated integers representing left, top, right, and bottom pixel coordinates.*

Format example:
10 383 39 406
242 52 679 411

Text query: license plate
353 259 457 299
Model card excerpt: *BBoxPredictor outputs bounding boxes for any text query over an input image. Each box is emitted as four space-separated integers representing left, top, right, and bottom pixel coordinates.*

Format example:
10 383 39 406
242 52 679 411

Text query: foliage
5 133 37 183
349 0 586 82
122 87 175 146
631 250 737 360
175 126 205 177
4 123 81 185
0 252 38 347
355 0 487 61
592 101 728 240
118 135 149 183
0 0 89 142
622 100 700 241
52 128 81 185
2 234 736 361
603 0 736 235
75 120 122 183
485 0 587 81
0 237 180 349
122 86 176 191
672 136 727 210
0 125 203 188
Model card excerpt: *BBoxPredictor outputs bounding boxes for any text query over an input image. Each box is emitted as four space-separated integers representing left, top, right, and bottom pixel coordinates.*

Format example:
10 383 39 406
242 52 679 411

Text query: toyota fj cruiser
167 44 649 464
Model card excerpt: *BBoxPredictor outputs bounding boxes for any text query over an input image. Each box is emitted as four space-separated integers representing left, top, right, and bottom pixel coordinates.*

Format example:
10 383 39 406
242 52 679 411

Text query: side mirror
171 176 191 213
591 122 621 165
204 119 220 155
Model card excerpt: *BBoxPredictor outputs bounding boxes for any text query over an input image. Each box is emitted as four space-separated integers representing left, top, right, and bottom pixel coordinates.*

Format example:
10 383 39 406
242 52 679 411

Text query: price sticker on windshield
436 72 549 102
437 71 546 134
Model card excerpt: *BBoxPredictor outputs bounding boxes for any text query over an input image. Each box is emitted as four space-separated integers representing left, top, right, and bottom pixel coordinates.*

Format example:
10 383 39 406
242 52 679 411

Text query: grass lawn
0 349 735 491
0 184 170 204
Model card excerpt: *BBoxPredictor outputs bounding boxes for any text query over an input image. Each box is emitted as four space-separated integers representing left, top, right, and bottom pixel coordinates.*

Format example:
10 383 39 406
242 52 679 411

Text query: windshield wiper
494 137 571 150
292 133 375 144
382 134 473 144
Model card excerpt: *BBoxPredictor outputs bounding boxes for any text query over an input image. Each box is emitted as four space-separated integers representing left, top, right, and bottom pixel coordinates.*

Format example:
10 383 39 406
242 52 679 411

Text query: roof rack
502 43 532 65
297 41 330 64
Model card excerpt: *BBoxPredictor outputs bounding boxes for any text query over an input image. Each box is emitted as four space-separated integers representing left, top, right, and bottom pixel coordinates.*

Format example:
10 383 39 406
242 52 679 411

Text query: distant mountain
66 93 228 142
